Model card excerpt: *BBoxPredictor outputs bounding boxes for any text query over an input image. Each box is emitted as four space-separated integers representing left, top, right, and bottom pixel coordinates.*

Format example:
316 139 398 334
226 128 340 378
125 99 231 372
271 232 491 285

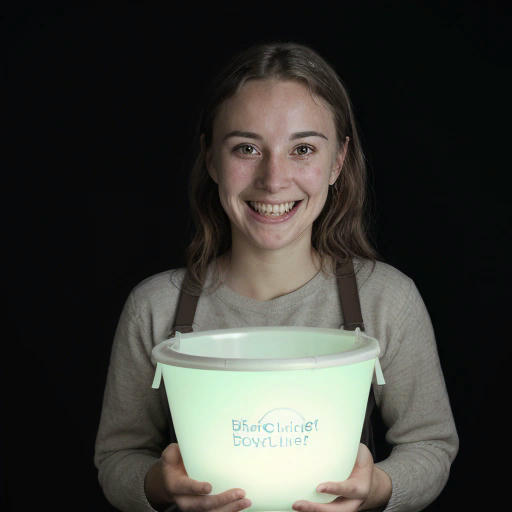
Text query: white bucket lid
152 326 383 375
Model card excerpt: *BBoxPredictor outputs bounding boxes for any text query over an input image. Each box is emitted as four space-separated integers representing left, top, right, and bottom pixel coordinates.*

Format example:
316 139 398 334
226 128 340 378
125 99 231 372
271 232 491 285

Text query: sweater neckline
210 267 329 314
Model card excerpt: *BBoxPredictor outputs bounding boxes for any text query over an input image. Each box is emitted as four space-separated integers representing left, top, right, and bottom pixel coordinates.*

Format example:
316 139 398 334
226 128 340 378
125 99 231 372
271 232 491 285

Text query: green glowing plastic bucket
151 326 385 511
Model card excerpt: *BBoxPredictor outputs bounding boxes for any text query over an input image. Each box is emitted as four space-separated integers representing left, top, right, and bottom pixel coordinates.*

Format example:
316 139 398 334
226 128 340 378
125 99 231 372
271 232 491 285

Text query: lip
245 200 302 224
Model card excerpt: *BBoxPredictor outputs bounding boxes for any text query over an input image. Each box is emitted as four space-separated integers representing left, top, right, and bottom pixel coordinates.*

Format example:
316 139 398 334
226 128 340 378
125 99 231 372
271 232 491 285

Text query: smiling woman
200 77 352 289
94 41 459 512
186 46 376 299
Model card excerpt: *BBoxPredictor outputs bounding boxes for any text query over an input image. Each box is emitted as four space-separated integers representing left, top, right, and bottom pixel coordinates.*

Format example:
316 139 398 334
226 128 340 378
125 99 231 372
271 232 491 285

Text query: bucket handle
152 362 163 389
152 331 182 389
355 327 386 385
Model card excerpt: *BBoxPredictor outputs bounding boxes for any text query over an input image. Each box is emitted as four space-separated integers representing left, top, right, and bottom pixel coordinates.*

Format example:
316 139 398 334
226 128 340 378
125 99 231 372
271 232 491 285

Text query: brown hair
179 41 380 295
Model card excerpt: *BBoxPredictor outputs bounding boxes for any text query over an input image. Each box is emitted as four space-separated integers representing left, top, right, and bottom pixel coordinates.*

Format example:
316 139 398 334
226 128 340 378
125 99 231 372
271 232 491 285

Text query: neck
219 242 330 301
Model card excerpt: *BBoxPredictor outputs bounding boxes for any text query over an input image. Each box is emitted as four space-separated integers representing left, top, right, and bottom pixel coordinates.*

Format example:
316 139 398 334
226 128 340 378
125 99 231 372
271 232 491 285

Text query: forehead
214 79 335 135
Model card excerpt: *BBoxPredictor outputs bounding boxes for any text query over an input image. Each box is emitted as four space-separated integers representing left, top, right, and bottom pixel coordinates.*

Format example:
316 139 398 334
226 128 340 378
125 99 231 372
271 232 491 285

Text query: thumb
317 444 374 499
162 443 187 473
352 443 373 471
336 443 373 499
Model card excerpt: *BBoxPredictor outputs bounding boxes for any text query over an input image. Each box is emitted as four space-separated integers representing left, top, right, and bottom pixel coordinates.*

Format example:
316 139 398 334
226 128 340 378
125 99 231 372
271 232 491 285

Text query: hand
292 443 383 512
145 443 252 512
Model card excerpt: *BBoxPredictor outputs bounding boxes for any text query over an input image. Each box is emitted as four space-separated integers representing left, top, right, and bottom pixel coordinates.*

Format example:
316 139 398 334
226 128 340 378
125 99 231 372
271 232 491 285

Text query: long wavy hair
179 41 380 296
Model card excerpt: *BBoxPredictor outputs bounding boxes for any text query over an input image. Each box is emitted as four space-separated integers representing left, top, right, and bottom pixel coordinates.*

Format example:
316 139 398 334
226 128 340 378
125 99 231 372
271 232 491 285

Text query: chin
250 236 299 252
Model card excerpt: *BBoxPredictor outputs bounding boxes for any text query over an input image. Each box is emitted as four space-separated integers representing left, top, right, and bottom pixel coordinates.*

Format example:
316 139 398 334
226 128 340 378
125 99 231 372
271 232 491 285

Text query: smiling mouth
246 200 303 217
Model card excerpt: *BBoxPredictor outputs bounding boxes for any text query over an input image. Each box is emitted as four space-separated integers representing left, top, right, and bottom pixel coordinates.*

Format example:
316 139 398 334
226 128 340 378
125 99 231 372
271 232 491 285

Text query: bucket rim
151 326 380 372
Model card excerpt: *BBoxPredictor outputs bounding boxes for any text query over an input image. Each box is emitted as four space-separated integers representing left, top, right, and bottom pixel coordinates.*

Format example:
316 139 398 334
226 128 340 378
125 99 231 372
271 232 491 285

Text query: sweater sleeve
94 291 175 512
374 278 459 512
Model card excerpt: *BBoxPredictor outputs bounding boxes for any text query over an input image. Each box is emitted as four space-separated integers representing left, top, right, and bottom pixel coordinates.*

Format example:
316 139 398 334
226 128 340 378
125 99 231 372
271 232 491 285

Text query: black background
5 2 511 511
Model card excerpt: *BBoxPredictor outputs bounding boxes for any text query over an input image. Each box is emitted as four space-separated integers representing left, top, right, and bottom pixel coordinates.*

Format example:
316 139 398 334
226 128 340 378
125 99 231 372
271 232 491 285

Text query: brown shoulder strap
336 258 377 457
336 257 365 331
168 272 199 338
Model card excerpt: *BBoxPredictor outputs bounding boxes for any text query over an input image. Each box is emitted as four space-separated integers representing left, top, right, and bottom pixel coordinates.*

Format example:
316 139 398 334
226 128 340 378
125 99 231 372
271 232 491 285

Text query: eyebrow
222 130 328 142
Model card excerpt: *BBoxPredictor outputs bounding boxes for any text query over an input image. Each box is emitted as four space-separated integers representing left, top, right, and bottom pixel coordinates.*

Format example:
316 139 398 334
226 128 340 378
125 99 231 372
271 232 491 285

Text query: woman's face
204 78 347 254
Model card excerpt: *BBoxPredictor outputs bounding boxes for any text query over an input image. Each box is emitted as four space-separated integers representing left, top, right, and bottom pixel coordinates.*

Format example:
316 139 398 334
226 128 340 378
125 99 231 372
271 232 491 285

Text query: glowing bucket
151 326 385 511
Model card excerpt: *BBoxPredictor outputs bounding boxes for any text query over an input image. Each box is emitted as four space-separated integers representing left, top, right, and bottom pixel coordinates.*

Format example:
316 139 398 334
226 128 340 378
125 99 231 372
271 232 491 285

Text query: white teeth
249 201 296 216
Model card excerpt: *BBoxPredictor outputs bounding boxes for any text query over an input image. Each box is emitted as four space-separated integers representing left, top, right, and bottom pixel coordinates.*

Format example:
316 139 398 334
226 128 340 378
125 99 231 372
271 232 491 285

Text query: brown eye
235 144 257 155
295 145 314 156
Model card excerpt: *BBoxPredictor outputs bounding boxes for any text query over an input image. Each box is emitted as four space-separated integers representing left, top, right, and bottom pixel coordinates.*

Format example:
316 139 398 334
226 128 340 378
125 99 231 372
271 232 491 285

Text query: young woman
94 42 458 512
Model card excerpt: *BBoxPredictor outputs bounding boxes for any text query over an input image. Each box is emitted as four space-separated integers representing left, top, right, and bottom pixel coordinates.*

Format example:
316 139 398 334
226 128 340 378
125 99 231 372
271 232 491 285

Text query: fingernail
317 485 327 492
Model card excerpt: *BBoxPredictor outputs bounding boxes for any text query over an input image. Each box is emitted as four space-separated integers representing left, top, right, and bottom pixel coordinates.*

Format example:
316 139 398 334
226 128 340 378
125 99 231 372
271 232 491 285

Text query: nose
254 153 292 193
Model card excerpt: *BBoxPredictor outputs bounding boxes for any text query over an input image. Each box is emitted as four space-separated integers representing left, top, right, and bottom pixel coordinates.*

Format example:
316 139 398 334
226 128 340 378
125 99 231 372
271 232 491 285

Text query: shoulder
353 256 419 327
127 267 187 317
353 255 433 336
354 257 414 297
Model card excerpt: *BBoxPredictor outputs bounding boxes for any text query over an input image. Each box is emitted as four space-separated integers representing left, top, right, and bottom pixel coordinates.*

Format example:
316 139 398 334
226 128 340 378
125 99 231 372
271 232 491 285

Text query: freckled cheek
226 168 254 185
218 158 254 183
300 166 329 195
216 166 251 214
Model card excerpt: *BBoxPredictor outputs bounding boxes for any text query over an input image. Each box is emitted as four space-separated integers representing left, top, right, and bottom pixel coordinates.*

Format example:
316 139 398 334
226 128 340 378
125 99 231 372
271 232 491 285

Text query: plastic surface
150 326 385 511
152 326 381 371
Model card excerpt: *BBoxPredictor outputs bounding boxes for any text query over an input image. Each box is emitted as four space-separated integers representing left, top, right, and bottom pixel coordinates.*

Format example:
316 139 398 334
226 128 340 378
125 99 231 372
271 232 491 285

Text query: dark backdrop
5 2 510 511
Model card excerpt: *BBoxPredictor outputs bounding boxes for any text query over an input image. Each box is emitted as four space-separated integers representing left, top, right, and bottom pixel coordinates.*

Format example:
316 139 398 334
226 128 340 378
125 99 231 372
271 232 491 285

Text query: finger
179 487 251 512
315 445 373 500
162 445 251 509
351 443 373 472
161 443 184 467
314 478 369 501
161 444 212 495
293 497 363 512
166 471 212 496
